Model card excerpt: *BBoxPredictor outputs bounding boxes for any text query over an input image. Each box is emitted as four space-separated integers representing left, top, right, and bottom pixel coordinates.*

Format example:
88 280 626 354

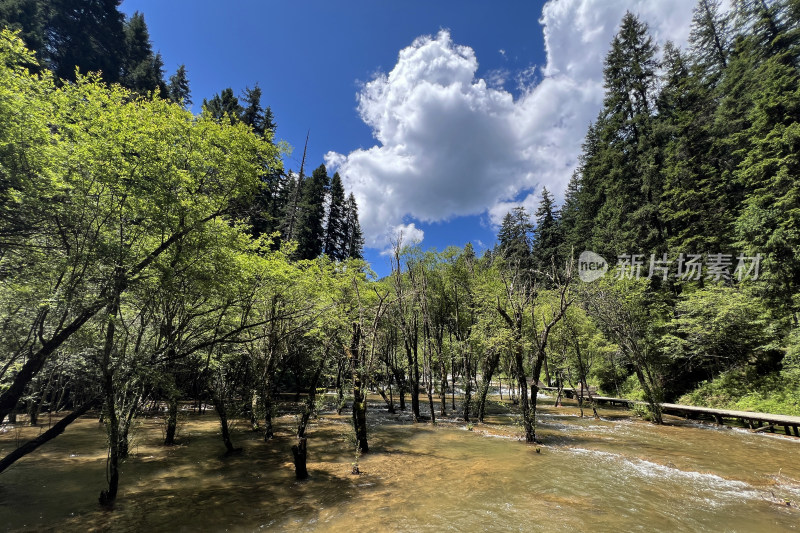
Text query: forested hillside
0 0 799 512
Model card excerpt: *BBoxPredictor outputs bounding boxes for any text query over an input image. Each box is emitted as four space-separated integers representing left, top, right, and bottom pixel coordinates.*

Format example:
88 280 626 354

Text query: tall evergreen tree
323 172 347 260
295 164 329 260
531 187 562 272
264 106 277 137
342 192 364 260
658 41 733 254
203 88 242 124
689 0 732 78
497 206 532 265
43 0 126 83
240 85 267 136
733 38 800 322
579 12 663 258
733 0 797 57
120 11 165 95
558 171 585 261
167 64 191 108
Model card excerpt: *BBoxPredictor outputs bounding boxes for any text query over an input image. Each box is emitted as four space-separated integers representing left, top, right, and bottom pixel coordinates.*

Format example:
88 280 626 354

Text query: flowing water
0 397 798 532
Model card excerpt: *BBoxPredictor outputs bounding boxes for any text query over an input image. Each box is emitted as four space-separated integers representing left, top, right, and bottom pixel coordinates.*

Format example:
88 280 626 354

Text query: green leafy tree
0 30 281 432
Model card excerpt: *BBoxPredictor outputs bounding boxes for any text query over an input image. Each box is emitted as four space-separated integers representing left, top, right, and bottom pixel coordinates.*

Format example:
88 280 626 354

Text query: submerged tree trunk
292 360 324 480
462 348 472 422
554 372 564 407
291 438 309 479
377 379 395 414
476 349 501 423
450 352 456 410
212 392 238 455
409 319 421 422
99 292 122 507
574 340 599 419
439 359 447 416
515 348 533 442
335 359 346 414
164 395 179 445
348 323 369 454
426 367 436 425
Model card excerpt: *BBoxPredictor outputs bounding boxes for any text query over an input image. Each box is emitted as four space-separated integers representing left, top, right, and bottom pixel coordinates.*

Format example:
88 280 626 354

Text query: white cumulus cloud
325 0 697 248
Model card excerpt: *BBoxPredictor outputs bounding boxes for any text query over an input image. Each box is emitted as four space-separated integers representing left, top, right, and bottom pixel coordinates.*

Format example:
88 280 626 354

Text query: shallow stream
0 397 798 532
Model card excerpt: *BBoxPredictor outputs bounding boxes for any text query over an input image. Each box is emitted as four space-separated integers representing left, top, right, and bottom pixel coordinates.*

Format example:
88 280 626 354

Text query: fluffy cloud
378 223 426 256
325 0 697 247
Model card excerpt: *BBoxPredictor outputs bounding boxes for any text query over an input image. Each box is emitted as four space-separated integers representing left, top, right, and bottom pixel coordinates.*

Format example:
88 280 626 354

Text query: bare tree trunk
348 324 368 454
212 392 238 455
410 319 421 421
376 379 395 414
292 360 324 480
462 349 473 422
99 293 122 507
450 352 457 410
574 339 599 418
477 349 501 423
164 395 179 445
439 359 447 416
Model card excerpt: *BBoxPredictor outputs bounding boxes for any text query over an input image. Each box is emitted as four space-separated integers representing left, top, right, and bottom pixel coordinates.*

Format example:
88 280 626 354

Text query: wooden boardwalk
538 386 800 437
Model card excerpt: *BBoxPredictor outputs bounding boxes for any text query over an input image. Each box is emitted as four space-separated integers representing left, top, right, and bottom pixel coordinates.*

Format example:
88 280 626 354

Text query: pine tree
323 173 347 260
497 207 532 265
733 0 797 57
295 164 329 260
581 12 663 258
733 40 800 320
120 12 166 95
689 0 732 78
240 85 266 136
43 0 126 83
531 187 562 272
264 106 277 137
203 88 242 124
168 64 191 108
657 41 734 254
343 193 364 260
558 171 584 261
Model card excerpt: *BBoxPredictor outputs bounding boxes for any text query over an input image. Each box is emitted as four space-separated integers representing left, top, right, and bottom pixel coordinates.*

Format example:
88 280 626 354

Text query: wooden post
713 414 723 425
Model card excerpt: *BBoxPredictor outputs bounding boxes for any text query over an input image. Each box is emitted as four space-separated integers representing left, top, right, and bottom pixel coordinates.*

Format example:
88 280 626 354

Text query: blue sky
120 0 697 278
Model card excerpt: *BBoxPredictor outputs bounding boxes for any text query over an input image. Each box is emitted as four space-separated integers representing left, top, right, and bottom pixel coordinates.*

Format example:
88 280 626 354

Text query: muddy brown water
0 396 798 532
